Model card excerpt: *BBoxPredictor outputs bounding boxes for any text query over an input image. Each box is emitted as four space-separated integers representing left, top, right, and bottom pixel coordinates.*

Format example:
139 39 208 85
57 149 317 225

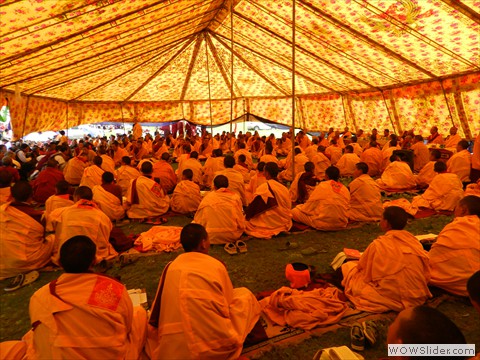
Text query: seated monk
202 149 225 187
387 306 467 360
111 140 129 166
2 156 21 183
342 207 431 313
376 154 416 190
98 146 116 174
31 159 65 203
311 145 331 180
426 126 444 145
278 147 309 182
194 175 245 244
171 169 202 214
214 155 247 206
233 154 251 183
325 140 343 165
444 126 462 149
428 196 480 296
116 156 141 196
246 161 267 204
126 161 170 219
447 139 472 183
176 151 203 185
63 149 88 186
259 145 280 166
24 236 147 359
245 162 292 239
336 145 360 177
93 172 125 221
80 155 104 190
0 181 53 279
234 142 254 169
291 166 350 230
152 153 177 194
348 162 383 222
360 141 383 177
0 169 13 203
147 224 261 359
415 149 441 188
411 135 430 172
50 186 116 266
465 179 480 197
44 180 74 222
289 161 319 204
412 161 464 211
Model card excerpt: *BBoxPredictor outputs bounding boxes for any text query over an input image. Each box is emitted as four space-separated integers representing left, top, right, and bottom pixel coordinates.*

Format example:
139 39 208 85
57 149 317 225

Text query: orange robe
348 174 383 222
245 180 292 239
214 168 247 206
126 176 170 219
415 161 436 188
259 154 280 165
202 156 225 187
447 149 472 182
428 215 480 296
291 180 350 230
342 230 431 313
0 187 12 203
100 154 116 174
412 173 464 211
325 145 342 165
113 146 129 165
177 158 203 184
411 142 430 172
116 165 141 196
44 194 74 222
376 162 416 190
50 200 116 265
80 165 104 190
26 273 147 360
152 160 176 194
234 149 254 169
311 152 330 179
0 203 54 279
233 164 251 183
360 147 383 177
465 182 480 197
148 252 261 360
246 172 267 204
473 133 480 171
92 185 125 221
336 153 361 177
444 134 462 148
193 188 245 244
279 153 309 182
170 180 202 214
63 157 88 185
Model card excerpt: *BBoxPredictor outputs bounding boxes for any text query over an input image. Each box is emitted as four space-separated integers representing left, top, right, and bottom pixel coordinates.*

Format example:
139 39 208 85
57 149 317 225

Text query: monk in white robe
116 156 141 196
342 206 431 313
412 161 464 211
63 152 88 185
348 162 383 222
92 172 125 221
214 155 247 206
171 169 202 214
292 166 350 230
360 141 383 177
311 146 331 180
148 224 261 359
443 127 462 148
411 135 430 172
80 156 104 190
447 140 472 182
194 175 245 244
126 161 170 219
25 236 147 360
245 163 292 239
0 182 53 279
429 196 480 296
50 187 116 266
336 145 360 177
376 155 416 190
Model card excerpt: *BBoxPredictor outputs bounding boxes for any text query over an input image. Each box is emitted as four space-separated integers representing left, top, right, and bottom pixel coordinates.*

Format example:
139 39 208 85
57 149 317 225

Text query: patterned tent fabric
0 0 479 138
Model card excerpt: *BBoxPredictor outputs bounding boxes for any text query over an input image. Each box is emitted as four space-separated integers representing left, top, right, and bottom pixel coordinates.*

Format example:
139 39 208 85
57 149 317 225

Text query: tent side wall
2 73 479 139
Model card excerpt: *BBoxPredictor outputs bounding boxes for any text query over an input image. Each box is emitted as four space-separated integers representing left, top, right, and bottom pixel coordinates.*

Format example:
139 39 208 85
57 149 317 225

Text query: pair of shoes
350 321 378 351
4 270 40 292
224 241 248 255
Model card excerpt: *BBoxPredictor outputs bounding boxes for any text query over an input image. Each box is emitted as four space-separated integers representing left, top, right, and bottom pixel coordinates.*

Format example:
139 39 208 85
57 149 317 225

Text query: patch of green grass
1 214 478 360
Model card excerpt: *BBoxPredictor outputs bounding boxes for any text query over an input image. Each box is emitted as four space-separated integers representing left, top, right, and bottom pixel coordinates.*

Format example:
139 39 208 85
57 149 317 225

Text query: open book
415 233 438 242
127 289 148 308
330 248 363 271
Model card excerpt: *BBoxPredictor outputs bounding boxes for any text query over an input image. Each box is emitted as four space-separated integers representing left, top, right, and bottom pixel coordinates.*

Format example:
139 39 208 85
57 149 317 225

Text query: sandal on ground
224 243 237 255
350 322 365 352
4 270 40 292
300 247 318 256
279 241 299 251
235 240 248 253
362 320 378 346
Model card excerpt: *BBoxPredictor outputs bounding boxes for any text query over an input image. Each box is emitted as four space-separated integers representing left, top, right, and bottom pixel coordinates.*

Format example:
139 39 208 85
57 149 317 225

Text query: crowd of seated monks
0 125 479 358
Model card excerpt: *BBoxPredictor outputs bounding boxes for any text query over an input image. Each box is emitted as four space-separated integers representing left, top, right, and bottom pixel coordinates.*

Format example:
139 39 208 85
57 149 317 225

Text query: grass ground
1 212 479 359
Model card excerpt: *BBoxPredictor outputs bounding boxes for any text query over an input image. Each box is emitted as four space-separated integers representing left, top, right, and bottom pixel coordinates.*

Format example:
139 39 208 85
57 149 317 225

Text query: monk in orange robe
465 179 480 197
63 151 88 185
376 154 416 190
289 162 318 204
202 149 225 187
171 169 202 214
147 224 260 359
233 154 252 183
292 166 350 230
412 161 464 211
112 140 129 166
193 175 245 244
336 145 361 177
447 140 472 182
278 148 309 182
126 161 170 219
471 132 480 183
44 180 74 222
80 156 104 189
234 142 254 169
325 140 343 165
214 155 247 206
429 196 480 296
116 156 141 196
411 135 430 172
444 127 462 148
245 162 292 238
31 159 65 203
0 169 13 203
415 149 441 188
151 153 176 194
246 162 267 204
342 206 431 313
311 146 331 180
92 172 125 221
0 182 53 279
24 236 147 359
426 126 444 145
176 151 203 184
348 162 383 222
360 141 383 177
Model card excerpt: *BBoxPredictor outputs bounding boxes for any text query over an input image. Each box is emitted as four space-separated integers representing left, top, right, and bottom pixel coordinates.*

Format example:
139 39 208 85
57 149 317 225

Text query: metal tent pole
291 0 296 180
205 34 214 144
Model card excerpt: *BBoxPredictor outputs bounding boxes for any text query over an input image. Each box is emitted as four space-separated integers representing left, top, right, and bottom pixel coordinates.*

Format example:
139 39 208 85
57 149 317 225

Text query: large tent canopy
1 0 479 138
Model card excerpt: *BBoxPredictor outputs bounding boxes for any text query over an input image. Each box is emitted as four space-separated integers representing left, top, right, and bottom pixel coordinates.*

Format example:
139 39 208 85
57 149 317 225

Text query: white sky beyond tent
0 0 479 138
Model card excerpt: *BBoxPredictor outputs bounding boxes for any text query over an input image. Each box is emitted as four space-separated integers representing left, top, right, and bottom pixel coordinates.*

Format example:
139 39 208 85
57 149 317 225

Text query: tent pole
229 1 234 136
291 0 296 180
205 34 214 143
381 91 397 134
21 96 30 139
66 102 69 140
439 80 456 127
121 103 126 135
